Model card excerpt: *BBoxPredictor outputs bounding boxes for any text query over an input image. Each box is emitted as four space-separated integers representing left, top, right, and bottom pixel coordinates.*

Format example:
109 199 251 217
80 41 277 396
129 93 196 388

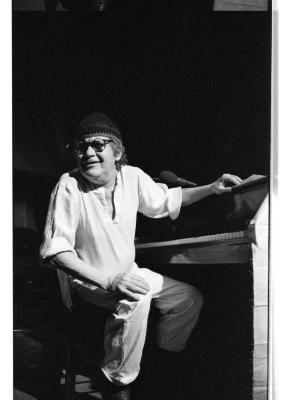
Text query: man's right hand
109 272 150 300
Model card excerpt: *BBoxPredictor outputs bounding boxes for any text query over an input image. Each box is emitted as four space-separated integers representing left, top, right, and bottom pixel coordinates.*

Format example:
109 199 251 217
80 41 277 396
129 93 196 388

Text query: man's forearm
181 184 213 207
49 251 111 289
48 252 150 299
181 174 242 207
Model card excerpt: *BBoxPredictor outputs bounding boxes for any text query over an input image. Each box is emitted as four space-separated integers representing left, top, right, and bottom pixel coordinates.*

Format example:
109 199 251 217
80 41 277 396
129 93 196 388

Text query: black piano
136 176 269 400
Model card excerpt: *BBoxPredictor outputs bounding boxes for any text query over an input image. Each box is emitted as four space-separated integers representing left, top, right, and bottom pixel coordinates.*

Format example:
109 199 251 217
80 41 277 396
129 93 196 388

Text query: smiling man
40 112 242 400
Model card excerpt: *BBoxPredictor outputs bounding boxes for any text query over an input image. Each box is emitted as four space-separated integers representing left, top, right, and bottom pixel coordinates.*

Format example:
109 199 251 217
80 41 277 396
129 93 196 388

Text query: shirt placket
112 177 121 224
94 184 120 224
94 189 109 221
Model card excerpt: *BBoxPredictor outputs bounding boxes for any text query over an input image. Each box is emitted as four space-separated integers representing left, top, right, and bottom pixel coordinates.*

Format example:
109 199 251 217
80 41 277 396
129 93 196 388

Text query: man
40 112 242 400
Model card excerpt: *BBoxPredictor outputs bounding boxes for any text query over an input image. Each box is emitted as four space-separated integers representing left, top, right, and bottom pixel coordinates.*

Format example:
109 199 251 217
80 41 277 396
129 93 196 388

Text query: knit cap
75 112 122 143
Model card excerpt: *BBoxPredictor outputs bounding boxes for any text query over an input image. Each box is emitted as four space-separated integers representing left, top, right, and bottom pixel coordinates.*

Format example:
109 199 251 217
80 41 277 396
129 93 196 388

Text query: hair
111 139 128 171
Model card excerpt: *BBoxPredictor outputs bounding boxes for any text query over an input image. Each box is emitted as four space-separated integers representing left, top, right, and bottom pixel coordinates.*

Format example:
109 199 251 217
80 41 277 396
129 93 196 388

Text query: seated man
40 112 242 400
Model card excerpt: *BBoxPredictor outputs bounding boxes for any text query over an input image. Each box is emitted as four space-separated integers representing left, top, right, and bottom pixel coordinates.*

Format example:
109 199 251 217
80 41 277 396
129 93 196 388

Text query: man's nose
84 145 95 157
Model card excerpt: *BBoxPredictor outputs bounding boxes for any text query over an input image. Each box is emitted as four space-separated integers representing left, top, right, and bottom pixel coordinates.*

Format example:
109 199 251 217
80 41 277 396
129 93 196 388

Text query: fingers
125 275 150 294
212 173 242 195
115 273 150 295
128 274 150 291
221 186 232 193
222 174 242 186
123 281 148 295
230 175 242 185
119 287 141 301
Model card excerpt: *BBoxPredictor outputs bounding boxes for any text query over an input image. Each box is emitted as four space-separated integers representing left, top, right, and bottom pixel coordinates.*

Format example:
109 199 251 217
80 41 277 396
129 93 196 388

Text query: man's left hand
210 174 242 195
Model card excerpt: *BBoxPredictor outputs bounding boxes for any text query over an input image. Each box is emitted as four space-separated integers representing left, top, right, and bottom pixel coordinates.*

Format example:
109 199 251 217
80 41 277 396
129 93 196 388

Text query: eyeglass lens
75 139 111 154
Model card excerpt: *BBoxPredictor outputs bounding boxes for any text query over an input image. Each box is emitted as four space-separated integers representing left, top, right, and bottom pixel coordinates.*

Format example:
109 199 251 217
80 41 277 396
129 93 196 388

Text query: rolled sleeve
137 168 182 220
40 236 77 260
167 186 182 220
40 178 80 260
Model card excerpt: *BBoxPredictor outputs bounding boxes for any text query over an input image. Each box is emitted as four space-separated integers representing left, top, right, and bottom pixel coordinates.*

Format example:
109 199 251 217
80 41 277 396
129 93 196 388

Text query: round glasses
67 139 113 155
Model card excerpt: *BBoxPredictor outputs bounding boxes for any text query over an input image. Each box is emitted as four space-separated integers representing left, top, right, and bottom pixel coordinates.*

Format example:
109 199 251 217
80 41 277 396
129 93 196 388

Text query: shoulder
57 170 77 187
121 165 147 179
53 169 82 198
121 165 141 175
121 166 159 196
120 165 154 189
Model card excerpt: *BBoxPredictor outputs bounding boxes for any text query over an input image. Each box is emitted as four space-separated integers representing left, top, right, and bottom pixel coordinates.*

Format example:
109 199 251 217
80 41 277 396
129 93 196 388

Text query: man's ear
115 151 122 161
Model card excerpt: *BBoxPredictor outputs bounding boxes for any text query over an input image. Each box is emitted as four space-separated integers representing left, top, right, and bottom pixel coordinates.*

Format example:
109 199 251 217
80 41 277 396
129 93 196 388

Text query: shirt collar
76 169 119 193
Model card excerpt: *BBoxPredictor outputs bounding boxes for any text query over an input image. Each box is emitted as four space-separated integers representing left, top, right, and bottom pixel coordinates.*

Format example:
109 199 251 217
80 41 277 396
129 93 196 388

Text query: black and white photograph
12 1 272 400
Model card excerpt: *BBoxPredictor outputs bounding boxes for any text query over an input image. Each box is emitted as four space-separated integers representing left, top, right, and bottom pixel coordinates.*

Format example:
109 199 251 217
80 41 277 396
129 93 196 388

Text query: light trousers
73 266 203 386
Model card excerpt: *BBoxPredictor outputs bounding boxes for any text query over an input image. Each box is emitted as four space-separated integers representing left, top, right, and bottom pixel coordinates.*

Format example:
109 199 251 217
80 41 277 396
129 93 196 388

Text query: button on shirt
40 165 182 280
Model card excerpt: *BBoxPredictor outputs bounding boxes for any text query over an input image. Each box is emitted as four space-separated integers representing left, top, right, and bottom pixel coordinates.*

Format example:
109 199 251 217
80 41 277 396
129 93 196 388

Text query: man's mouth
82 161 102 167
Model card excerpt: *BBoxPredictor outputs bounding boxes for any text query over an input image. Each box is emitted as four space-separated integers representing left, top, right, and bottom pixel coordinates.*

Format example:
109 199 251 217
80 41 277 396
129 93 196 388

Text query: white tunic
40 165 182 278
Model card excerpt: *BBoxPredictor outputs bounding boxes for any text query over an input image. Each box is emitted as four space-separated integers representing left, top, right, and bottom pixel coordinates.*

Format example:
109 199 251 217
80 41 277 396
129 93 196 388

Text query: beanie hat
75 112 122 143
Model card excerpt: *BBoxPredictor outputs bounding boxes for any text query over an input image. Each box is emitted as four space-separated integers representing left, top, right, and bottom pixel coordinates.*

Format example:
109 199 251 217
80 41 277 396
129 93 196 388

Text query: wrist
105 273 121 291
91 270 113 291
104 274 114 291
208 183 216 195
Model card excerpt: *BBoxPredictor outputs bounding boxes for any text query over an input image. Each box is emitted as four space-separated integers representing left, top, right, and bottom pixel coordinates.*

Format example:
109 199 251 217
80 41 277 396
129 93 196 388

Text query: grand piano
135 176 269 400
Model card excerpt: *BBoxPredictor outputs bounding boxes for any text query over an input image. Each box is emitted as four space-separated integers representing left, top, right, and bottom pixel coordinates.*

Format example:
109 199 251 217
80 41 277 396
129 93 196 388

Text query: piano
135 176 269 400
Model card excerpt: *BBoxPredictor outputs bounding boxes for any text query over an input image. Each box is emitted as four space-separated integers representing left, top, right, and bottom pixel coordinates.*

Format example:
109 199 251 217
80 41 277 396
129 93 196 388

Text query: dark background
13 1 271 183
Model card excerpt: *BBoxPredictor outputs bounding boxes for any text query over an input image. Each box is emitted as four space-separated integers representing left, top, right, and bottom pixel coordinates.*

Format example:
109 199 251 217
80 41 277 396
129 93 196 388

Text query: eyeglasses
67 139 113 155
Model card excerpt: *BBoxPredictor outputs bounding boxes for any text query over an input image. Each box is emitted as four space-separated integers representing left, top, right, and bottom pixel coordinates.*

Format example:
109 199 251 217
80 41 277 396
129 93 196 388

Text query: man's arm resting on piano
181 173 242 207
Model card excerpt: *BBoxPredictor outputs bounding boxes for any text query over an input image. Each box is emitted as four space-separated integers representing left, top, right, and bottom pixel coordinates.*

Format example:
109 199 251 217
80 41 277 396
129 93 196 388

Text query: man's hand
109 272 150 300
210 174 242 195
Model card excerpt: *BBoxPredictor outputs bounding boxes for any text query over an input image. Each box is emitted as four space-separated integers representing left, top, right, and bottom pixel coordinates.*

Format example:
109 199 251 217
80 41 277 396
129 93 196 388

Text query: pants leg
135 268 204 352
102 293 152 385
73 281 152 386
72 267 203 385
154 275 203 351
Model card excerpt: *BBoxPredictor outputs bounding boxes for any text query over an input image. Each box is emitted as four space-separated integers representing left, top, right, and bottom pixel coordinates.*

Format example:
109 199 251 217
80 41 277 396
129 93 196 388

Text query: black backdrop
13 1 271 183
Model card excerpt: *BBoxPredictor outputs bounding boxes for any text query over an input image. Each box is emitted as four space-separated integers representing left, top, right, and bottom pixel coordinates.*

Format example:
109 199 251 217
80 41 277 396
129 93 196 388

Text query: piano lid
231 175 268 193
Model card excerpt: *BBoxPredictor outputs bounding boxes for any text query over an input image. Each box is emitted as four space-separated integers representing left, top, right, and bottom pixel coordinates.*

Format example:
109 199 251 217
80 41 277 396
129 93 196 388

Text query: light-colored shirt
40 165 182 278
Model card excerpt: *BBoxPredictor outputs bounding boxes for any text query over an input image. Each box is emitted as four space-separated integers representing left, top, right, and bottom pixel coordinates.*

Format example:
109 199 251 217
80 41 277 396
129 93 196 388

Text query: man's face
75 136 121 187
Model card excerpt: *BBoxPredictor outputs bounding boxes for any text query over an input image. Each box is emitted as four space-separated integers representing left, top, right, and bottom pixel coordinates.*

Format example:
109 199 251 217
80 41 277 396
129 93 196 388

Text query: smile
82 161 102 167
83 160 102 165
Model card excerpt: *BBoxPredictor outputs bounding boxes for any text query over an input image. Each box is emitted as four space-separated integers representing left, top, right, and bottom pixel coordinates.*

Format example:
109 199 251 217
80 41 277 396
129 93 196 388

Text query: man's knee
114 292 152 319
183 284 204 313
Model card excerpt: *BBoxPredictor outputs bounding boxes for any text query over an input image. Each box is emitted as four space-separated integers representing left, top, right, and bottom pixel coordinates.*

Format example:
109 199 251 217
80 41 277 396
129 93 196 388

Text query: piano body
135 177 269 400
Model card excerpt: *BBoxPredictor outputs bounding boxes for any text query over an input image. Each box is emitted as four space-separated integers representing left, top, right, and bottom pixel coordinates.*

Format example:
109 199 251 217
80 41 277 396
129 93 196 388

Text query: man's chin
78 164 116 187
80 167 103 183
82 161 102 169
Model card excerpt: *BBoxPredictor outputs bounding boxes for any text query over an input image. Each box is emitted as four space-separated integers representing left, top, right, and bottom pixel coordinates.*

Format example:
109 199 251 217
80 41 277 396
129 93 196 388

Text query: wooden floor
14 374 103 400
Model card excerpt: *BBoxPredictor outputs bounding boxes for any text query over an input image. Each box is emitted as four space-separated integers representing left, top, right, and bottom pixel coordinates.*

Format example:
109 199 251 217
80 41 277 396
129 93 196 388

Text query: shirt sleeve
137 168 182 220
40 178 80 260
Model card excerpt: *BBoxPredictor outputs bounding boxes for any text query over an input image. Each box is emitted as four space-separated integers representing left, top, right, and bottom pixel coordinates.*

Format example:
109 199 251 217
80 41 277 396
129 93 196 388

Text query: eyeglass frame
66 138 114 155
